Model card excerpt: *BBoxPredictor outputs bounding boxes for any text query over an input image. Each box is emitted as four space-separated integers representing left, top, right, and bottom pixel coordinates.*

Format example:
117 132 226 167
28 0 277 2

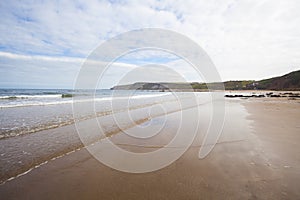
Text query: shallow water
0 89 170 139
0 90 220 183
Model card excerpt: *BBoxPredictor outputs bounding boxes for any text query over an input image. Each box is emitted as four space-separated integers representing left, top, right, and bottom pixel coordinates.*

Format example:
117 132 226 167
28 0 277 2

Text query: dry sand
0 98 299 199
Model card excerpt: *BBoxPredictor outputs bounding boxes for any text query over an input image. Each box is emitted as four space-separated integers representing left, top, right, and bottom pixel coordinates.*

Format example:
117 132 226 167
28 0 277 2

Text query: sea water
0 89 215 184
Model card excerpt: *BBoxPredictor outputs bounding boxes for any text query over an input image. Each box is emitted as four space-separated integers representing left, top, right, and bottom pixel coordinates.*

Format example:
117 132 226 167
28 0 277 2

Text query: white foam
0 93 172 108
0 94 62 99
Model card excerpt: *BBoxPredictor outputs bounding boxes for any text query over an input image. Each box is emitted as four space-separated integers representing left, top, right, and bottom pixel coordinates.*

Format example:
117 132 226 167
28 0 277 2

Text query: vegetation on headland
111 70 300 91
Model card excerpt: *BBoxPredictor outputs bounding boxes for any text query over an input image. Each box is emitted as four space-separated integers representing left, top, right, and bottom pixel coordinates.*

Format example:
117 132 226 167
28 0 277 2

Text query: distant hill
111 70 300 91
111 82 195 91
255 70 300 90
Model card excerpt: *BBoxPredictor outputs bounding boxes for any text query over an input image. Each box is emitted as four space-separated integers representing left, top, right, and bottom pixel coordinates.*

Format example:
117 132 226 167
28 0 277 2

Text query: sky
0 0 300 89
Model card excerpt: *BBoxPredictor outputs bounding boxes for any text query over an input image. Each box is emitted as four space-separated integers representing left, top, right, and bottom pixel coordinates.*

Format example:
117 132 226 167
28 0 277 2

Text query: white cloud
0 51 83 62
0 0 300 88
0 51 137 88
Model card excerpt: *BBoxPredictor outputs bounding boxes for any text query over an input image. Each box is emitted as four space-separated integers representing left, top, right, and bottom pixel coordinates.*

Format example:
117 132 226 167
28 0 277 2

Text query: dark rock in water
225 95 245 98
7 96 17 100
225 94 265 98
0 96 22 100
61 94 73 98
254 95 265 98
225 95 241 98
288 95 300 98
270 95 281 97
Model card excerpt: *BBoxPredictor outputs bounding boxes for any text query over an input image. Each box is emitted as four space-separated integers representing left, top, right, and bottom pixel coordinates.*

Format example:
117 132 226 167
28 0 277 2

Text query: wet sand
0 98 300 199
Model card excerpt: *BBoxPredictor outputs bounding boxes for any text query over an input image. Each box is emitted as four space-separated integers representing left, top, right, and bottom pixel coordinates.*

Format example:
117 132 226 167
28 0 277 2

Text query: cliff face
111 70 300 91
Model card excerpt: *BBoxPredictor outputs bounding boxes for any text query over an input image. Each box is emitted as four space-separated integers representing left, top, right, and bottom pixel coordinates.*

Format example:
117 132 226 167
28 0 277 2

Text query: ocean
0 88 219 184
0 89 171 139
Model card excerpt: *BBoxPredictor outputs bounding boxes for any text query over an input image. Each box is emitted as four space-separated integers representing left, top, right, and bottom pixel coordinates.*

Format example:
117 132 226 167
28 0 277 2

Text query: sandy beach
2 0 300 199
0 98 300 200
